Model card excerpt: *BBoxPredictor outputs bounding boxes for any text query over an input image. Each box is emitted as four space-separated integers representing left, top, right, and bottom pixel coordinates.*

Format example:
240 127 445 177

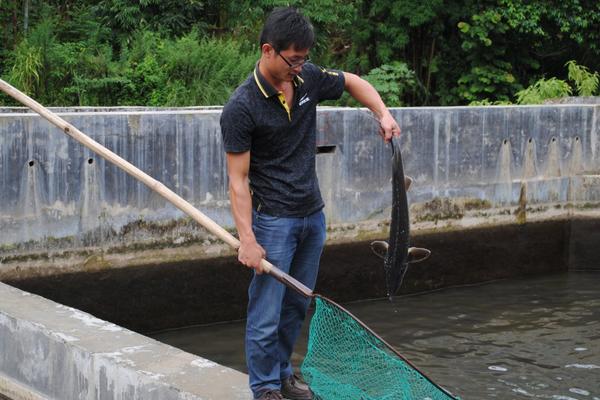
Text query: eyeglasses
277 52 310 69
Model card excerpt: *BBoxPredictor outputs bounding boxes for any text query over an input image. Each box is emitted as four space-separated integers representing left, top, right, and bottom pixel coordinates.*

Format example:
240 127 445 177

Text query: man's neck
258 58 288 92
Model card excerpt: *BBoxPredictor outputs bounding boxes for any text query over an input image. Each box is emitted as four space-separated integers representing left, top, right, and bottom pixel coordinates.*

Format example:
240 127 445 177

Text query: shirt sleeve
310 64 346 102
220 99 255 153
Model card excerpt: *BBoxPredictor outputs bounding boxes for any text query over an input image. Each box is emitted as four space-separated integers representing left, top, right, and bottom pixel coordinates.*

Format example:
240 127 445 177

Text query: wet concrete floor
151 272 600 400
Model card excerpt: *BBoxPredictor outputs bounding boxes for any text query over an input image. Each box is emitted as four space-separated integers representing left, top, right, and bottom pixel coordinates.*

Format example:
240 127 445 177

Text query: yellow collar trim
253 68 270 98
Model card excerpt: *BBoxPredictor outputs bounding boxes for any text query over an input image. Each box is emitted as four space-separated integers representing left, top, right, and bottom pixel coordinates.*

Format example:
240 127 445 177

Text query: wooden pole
0 78 313 298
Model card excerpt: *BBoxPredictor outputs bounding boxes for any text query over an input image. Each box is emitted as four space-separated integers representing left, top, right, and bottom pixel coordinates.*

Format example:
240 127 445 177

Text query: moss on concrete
411 197 465 223
463 198 492 210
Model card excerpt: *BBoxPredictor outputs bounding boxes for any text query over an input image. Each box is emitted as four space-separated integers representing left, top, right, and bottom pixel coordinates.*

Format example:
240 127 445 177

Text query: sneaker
256 389 283 400
281 374 314 400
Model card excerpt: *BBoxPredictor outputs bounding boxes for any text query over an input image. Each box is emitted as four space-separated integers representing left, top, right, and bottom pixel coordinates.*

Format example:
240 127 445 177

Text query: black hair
259 7 314 52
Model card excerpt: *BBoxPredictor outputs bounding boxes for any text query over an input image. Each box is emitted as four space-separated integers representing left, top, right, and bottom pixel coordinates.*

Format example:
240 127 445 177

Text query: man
220 7 400 400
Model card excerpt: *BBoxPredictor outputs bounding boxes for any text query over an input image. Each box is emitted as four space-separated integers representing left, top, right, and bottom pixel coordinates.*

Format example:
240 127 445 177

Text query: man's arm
226 151 267 273
343 72 401 142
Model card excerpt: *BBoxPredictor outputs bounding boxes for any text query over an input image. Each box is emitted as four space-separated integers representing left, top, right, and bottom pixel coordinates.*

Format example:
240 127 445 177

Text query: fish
371 136 430 298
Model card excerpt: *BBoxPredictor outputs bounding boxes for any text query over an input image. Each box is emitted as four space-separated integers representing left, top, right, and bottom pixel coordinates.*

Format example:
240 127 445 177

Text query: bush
515 61 598 105
566 60 599 96
515 78 572 104
3 25 258 107
362 62 420 107
156 32 258 106
335 61 420 107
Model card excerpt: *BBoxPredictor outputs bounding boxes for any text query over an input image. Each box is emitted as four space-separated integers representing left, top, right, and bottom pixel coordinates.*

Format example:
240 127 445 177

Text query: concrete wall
1 105 599 265
0 281 251 400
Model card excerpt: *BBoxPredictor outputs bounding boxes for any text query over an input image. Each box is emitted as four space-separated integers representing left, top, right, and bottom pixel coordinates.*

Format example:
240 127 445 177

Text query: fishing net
301 296 458 400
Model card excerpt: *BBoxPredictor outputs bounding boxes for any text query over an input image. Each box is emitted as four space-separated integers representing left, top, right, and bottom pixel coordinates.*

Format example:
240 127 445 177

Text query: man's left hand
378 111 401 143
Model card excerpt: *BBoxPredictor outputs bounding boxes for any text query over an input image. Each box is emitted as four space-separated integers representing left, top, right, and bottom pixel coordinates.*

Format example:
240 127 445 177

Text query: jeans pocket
255 211 280 224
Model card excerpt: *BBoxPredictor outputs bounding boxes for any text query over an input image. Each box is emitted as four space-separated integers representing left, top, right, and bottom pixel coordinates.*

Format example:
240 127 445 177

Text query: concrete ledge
0 282 251 400
0 373 46 400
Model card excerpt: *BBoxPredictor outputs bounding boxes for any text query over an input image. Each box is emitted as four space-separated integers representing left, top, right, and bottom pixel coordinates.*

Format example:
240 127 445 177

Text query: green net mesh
301 297 457 400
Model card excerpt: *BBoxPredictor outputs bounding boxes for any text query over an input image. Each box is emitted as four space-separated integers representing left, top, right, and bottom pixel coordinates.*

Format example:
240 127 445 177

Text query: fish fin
404 176 413 191
407 247 431 263
370 241 389 259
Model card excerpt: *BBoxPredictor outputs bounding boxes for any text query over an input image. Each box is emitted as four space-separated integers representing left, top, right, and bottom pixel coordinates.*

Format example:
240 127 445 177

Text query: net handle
0 79 314 299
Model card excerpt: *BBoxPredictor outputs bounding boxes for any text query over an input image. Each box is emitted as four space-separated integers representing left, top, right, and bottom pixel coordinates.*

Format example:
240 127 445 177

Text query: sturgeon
371 136 430 298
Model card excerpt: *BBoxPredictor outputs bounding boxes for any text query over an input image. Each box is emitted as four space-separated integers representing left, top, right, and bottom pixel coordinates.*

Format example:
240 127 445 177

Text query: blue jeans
246 209 326 398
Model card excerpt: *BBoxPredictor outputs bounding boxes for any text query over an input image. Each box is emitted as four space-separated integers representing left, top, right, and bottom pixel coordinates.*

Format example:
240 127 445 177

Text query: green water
151 272 600 399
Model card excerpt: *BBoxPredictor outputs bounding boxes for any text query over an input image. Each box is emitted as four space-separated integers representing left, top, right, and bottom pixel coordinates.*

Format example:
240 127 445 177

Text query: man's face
264 44 310 82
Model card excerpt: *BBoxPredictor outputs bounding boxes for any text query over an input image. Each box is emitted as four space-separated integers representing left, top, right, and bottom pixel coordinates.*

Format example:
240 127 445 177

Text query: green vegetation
1 0 599 107
516 77 573 105
515 61 599 104
566 60 599 97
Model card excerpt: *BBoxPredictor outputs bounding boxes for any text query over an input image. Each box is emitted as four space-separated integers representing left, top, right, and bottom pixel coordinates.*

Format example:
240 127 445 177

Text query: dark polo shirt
220 62 345 217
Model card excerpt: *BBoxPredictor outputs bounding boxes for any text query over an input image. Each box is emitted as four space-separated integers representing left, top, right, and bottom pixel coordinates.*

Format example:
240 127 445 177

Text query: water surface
152 272 600 399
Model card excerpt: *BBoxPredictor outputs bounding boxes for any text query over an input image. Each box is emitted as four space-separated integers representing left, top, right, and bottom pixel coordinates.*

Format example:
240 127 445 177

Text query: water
151 272 600 399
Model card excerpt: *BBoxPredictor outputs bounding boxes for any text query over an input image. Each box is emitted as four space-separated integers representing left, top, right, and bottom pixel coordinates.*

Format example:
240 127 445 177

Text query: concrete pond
1 104 599 399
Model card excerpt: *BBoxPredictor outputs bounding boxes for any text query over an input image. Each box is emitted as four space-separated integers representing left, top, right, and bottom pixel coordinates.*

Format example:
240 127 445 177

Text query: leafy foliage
566 60 599 96
452 0 599 105
151 32 258 106
362 62 420 107
1 0 599 107
513 60 598 105
8 40 43 94
516 78 572 105
93 0 206 37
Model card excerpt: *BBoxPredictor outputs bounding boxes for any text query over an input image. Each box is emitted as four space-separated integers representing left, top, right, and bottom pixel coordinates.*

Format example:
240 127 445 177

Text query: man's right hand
238 239 267 274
